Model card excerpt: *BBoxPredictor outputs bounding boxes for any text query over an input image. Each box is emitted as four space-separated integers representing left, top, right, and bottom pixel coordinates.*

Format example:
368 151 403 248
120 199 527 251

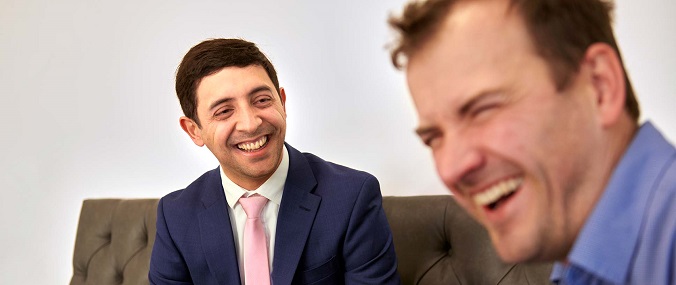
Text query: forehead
195 65 275 105
406 0 538 105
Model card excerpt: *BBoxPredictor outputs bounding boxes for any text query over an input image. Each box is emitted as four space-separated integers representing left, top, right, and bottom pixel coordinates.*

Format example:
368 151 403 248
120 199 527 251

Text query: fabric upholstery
382 196 552 284
71 199 158 285
71 196 552 284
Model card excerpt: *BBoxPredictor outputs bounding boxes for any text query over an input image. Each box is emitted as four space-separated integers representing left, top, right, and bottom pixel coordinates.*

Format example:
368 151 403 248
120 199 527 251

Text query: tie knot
239 195 268 218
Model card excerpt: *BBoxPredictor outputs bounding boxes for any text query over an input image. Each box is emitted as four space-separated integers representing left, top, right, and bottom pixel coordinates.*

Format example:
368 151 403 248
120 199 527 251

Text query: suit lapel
198 168 242 285
272 144 321 285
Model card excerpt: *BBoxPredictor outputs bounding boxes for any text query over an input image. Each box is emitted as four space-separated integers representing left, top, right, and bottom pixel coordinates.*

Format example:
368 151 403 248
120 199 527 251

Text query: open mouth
473 177 522 211
236 136 268 152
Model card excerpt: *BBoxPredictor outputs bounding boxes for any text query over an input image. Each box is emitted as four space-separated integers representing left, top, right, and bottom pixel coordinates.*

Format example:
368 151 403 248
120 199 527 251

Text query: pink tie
239 195 271 285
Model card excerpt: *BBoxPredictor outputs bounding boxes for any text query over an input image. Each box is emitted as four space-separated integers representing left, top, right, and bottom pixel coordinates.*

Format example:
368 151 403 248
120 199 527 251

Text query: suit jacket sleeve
148 197 194 285
343 175 401 284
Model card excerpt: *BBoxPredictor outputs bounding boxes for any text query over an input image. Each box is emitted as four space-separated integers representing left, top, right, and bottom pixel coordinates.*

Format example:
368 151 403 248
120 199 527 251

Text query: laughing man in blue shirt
388 0 676 284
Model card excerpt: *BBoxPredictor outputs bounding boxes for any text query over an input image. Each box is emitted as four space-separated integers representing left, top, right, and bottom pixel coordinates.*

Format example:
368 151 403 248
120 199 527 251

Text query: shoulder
292 151 381 210
645 150 676 223
632 153 676 281
300 151 377 187
647 153 676 230
159 167 221 211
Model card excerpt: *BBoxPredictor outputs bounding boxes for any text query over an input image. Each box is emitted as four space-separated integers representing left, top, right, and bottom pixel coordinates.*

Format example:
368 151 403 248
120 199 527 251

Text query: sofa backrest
71 196 552 284
71 199 157 285
382 196 552 284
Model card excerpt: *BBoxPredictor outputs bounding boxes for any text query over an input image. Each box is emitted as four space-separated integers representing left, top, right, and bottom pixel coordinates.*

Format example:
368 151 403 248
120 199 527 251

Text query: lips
472 177 522 210
236 136 268 152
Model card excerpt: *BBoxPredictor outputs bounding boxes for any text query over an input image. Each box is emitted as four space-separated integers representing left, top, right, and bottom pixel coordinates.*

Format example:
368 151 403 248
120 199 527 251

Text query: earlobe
179 116 205 147
584 43 626 127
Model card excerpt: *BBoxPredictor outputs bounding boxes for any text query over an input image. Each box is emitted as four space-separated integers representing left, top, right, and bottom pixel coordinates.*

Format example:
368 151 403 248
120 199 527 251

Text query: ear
279 87 287 115
582 43 627 127
179 116 205 147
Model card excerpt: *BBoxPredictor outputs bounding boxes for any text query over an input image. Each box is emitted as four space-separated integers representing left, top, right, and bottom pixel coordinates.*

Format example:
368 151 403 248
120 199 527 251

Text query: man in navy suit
149 38 400 285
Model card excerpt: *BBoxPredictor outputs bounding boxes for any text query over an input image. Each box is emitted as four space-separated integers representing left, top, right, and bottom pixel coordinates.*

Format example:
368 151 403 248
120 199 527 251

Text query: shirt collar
221 145 289 209
551 122 671 284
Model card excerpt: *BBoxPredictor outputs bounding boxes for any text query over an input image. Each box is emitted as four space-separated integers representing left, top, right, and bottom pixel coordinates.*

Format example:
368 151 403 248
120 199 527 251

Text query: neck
558 114 638 260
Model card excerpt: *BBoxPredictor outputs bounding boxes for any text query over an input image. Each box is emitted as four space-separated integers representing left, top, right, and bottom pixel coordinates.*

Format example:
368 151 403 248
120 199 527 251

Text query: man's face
182 65 287 190
406 0 602 262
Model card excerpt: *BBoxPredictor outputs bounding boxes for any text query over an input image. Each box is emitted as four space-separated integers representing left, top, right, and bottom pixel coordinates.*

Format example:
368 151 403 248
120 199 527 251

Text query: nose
434 136 484 193
235 106 262 133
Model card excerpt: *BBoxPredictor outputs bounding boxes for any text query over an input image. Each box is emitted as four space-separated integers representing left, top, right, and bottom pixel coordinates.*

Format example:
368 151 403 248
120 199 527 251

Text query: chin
497 250 529 264
491 235 539 264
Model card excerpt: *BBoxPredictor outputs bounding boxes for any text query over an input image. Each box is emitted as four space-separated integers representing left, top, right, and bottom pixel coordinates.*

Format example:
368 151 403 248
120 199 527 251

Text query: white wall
0 0 673 283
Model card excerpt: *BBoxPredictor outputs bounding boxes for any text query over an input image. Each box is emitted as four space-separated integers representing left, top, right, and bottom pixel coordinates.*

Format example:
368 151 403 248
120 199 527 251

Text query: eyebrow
207 85 273 111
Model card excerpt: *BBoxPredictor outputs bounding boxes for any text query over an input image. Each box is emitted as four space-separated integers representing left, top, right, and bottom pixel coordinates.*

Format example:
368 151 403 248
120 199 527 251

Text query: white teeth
473 177 522 207
237 136 268 151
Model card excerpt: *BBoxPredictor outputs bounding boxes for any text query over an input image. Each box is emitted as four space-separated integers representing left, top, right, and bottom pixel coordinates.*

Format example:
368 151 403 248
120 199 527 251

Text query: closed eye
254 96 273 107
416 128 442 148
214 108 233 118
422 135 437 147
460 91 506 120
469 102 500 119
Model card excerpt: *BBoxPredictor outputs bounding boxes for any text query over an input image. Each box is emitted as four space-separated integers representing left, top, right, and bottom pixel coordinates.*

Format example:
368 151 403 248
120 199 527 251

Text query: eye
466 97 505 121
422 137 434 147
459 92 506 121
214 108 233 118
470 103 499 118
419 132 441 148
254 96 273 107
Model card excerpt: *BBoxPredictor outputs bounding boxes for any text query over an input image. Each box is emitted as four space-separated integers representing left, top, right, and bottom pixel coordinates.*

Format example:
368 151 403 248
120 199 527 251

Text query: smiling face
406 0 611 262
181 65 287 190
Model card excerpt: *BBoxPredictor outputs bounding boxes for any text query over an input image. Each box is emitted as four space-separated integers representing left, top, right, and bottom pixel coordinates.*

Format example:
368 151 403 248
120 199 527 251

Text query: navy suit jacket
149 144 400 285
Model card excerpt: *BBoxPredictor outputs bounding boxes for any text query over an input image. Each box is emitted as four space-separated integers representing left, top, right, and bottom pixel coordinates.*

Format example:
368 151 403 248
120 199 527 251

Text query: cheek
268 107 287 127
276 105 287 119
211 124 235 145
480 121 523 157
482 107 546 161
278 105 287 119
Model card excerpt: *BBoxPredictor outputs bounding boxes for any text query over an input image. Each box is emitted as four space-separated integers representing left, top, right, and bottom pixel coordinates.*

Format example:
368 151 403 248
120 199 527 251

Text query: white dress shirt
220 146 289 284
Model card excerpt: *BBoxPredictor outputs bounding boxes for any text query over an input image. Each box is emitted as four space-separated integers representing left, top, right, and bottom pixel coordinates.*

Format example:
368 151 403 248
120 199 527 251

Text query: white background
1 0 674 283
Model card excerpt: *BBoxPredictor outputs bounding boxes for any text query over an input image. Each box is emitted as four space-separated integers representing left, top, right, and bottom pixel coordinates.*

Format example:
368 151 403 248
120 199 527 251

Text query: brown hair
175 38 280 127
389 0 639 121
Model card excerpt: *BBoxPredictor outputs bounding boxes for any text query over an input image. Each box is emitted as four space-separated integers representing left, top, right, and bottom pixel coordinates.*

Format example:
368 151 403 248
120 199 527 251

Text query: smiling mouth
236 136 268 152
473 177 522 210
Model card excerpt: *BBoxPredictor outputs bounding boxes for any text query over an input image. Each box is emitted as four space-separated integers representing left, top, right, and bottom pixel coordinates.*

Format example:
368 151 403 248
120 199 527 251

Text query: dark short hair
175 38 280 126
388 0 639 122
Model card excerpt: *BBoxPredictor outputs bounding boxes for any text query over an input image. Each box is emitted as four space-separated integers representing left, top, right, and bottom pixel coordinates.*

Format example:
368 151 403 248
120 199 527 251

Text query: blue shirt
551 122 676 285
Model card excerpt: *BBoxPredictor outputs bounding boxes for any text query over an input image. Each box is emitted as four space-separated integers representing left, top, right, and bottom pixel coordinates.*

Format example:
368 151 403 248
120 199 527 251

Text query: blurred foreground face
407 0 604 262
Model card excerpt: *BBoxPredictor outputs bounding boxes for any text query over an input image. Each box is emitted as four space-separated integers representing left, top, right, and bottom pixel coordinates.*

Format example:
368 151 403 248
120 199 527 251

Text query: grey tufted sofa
71 199 157 285
70 196 552 285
